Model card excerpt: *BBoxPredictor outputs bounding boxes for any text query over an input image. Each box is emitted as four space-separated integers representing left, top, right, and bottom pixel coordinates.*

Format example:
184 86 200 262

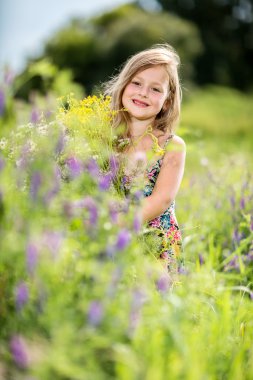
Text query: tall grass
0 82 252 379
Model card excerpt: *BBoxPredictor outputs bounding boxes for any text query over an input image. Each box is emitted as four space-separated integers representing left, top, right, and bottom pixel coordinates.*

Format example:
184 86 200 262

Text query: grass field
0 83 253 379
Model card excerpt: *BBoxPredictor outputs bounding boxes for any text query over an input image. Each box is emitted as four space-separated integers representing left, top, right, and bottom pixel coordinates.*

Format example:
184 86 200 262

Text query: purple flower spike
86 158 99 177
0 155 5 171
115 229 131 251
55 132 65 155
250 216 253 232
87 300 103 327
30 171 42 201
26 242 38 274
109 155 119 177
133 214 142 233
15 282 29 310
66 156 83 178
156 274 171 293
99 173 112 191
198 253 204 266
0 89 5 116
83 197 98 226
240 197 245 209
10 335 29 369
30 107 40 124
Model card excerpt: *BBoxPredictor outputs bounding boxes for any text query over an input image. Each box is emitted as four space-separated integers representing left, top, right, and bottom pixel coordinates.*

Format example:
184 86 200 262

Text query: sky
0 0 132 74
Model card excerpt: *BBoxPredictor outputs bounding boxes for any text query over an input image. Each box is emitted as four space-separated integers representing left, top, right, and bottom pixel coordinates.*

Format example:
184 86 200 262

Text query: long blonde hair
104 43 181 137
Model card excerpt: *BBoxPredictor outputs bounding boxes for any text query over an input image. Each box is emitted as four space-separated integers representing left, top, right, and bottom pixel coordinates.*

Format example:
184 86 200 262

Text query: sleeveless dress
122 135 183 272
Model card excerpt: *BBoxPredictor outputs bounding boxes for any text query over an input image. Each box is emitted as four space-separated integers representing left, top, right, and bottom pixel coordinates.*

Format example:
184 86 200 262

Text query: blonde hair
104 43 181 137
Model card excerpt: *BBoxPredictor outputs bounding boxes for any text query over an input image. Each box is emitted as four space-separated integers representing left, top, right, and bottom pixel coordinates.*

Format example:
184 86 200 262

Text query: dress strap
163 134 174 150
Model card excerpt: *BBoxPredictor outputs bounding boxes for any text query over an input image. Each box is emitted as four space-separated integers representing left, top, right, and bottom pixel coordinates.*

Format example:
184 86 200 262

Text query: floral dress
122 135 183 272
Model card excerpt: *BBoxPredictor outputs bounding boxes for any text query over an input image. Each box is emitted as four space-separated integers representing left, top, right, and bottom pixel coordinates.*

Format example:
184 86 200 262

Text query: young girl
104 44 186 272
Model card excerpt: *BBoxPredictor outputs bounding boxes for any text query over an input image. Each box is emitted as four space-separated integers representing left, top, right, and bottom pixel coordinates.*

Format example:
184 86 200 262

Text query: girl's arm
141 135 186 223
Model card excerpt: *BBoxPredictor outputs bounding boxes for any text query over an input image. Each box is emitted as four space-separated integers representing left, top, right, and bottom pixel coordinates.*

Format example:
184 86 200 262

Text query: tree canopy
153 0 253 90
17 4 202 97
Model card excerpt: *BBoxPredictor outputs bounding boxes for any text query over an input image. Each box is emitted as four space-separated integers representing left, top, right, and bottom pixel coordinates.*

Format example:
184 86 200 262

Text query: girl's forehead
132 65 169 83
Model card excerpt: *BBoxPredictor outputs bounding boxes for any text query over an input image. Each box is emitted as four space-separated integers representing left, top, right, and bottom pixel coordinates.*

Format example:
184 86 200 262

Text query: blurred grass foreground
0 69 253 380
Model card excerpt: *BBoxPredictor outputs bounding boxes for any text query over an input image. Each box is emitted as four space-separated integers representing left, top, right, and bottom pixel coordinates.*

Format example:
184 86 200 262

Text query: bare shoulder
166 134 186 153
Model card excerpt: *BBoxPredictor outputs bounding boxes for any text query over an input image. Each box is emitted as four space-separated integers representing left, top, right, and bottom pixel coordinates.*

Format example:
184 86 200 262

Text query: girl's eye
152 87 161 93
132 81 140 86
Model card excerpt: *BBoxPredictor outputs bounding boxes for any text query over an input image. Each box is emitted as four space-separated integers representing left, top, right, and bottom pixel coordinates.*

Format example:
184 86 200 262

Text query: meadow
0 75 253 380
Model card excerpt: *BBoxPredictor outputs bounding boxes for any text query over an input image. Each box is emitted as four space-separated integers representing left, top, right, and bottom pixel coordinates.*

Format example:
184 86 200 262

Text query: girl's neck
129 121 154 138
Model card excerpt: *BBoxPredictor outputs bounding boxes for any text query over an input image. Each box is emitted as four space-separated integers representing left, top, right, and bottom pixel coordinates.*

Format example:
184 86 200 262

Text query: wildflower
86 157 99 177
240 197 245 209
250 216 253 232
156 273 172 293
0 155 5 171
98 173 112 191
108 201 118 224
10 335 29 369
87 300 103 327
30 107 40 124
198 253 205 265
15 282 29 310
55 131 65 155
30 171 42 201
109 155 119 178
83 196 98 226
0 89 5 116
115 229 131 251
26 242 38 274
133 213 142 233
66 156 83 178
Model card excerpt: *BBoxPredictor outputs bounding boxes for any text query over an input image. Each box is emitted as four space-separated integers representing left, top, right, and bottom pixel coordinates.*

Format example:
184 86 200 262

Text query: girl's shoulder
163 134 186 158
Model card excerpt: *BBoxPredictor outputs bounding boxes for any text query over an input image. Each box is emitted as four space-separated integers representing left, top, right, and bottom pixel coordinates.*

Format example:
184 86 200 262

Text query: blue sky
0 0 132 74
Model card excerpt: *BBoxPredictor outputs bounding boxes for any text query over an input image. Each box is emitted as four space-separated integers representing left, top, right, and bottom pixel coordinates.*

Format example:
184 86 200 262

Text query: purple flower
30 171 42 201
156 274 171 293
42 231 63 258
55 131 65 155
10 335 29 368
0 89 5 116
83 197 98 226
198 253 205 266
115 229 131 251
133 214 142 233
251 216 253 232
109 155 119 177
98 173 112 191
240 197 245 209
0 155 5 171
30 107 40 124
108 202 118 224
86 158 100 177
26 242 38 274
87 300 103 326
15 282 29 310
66 157 83 178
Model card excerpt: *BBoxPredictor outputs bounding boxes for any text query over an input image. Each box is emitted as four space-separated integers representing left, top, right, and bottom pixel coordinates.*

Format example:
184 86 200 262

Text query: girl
104 44 186 272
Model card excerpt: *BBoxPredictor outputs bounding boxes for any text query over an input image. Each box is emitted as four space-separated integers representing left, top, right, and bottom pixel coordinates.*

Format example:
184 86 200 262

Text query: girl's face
122 65 169 125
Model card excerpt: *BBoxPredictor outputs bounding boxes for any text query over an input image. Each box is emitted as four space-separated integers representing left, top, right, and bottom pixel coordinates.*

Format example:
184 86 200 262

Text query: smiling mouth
132 99 149 107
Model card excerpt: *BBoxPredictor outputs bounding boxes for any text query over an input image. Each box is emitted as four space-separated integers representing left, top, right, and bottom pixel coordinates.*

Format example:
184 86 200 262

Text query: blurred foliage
181 85 253 139
154 0 253 90
15 58 84 101
1 83 253 379
16 4 202 98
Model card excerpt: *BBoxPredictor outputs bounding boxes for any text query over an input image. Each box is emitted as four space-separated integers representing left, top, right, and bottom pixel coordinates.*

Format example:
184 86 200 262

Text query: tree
153 0 253 90
17 4 202 97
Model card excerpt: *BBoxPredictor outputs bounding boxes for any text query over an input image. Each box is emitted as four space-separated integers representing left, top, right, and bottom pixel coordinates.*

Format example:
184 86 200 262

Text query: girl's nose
138 86 148 97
